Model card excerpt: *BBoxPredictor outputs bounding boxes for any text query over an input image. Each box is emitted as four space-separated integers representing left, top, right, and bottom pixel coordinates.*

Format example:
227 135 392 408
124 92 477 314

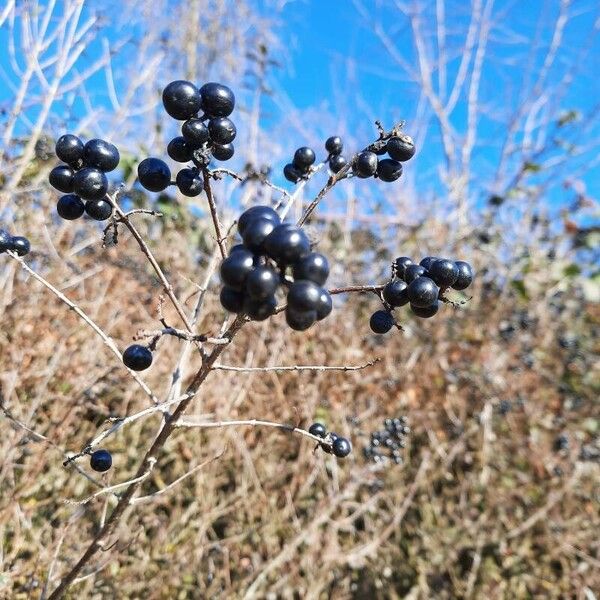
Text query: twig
136 326 230 345
329 284 385 295
212 358 379 372
130 449 226 505
201 169 227 258
7 252 160 405
174 417 334 447
64 459 156 506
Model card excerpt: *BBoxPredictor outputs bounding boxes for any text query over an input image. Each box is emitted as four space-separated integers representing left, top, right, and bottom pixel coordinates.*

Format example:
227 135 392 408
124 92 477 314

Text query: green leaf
511 279 528 300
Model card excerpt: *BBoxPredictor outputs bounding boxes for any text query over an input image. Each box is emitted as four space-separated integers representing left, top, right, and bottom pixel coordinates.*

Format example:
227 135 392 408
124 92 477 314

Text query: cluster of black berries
308 423 352 458
0 227 30 256
370 256 474 334
353 133 415 181
90 449 112 472
219 205 333 330
137 80 236 197
363 417 409 464
49 135 119 221
283 146 317 183
283 132 416 184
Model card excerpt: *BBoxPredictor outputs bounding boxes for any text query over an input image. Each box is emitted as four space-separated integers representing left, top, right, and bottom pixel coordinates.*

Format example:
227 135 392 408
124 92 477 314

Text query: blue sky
1 0 599 214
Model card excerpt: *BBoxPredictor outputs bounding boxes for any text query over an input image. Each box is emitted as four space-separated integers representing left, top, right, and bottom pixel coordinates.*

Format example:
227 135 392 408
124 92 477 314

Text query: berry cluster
363 417 409 464
137 80 236 197
308 422 352 458
219 205 333 330
284 133 416 184
0 227 31 256
353 133 415 181
49 135 119 221
370 256 474 333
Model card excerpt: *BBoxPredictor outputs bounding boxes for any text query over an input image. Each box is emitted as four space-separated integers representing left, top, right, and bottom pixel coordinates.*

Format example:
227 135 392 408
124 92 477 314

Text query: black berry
329 154 347 174
293 147 316 171
370 310 394 334
167 137 194 163
284 163 303 183
245 266 279 300
162 80 202 120
410 301 439 318
182 118 210 147
315 289 333 320
387 135 415 162
49 165 75 193
419 256 438 270
220 286 245 313
287 280 322 313
176 168 204 197
57 195 85 220
244 295 277 321
90 449 112 472
122 344 153 371
325 136 343 155
308 423 327 438
137 158 171 192
383 279 409 307
376 159 403 182
83 139 120 172
200 82 235 117
208 117 236 145
292 252 329 285
394 256 413 278
403 264 426 283
0 229 11 252
55 134 84 164
72 167 108 200
211 143 234 161
407 277 439 308
241 217 277 253
429 259 459 288
332 436 352 458
85 199 113 221
8 236 30 256
353 151 378 178
285 306 317 331
220 249 255 290
264 224 310 264
238 205 281 236
452 261 474 290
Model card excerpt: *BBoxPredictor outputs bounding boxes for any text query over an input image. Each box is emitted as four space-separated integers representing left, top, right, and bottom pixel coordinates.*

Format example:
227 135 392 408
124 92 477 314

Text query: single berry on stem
238 205 281 236
245 266 279 300
220 286 245 313
308 423 327 438
57 194 85 221
167 137 194 163
452 261 474 290
419 256 438 270
403 264 427 283
394 256 413 278
325 136 343 155
353 151 378 178
370 310 394 334
411 301 439 318
220 249 255 290
241 218 277 253
264 224 310 264
328 154 347 174
287 280 322 313
332 436 352 458
285 307 317 331
293 147 316 172
122 344 153 371
176 168 204 197
137 158 171 192
387 134 416 162
376 158 403 182
90 449 112 472
244 295 277 321
208 117 237 145
8 236 30 256
315 289 333 320
211 143 234 161
284 163 303 183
